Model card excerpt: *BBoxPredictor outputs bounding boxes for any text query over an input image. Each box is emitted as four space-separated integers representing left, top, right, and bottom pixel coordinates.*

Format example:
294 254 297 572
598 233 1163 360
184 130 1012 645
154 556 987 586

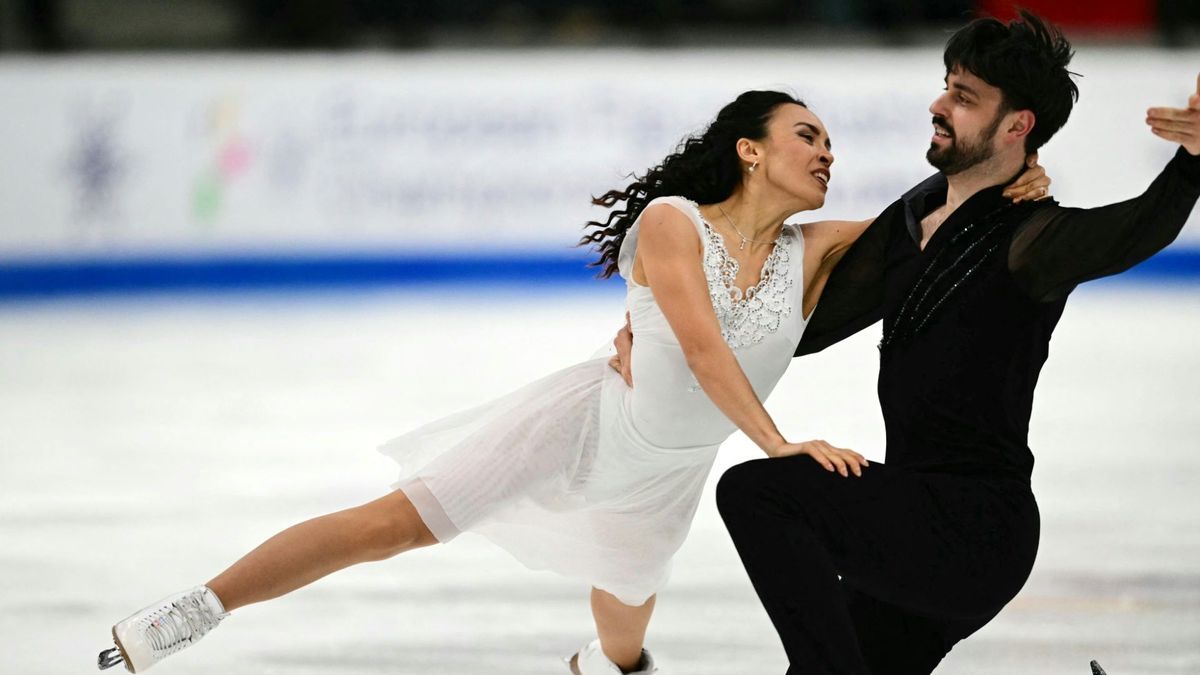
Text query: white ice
1 284 1198 674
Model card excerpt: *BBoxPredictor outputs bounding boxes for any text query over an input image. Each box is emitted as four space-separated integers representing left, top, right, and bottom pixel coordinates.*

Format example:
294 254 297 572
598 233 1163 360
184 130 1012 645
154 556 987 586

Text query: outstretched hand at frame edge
1146 73 1200 156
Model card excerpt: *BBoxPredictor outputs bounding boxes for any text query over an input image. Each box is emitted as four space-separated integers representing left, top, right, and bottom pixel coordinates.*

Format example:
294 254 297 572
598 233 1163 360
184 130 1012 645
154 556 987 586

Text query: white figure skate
566 638 657 674
97 585 227 672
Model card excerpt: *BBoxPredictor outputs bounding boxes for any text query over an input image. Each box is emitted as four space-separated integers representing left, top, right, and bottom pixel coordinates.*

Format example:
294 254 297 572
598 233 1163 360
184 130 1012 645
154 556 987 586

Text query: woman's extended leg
207 489 437 611
590 588 656 671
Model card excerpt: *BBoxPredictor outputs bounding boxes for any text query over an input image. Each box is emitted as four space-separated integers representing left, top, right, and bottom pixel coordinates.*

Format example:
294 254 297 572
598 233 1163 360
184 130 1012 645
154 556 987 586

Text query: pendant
739 237 747 251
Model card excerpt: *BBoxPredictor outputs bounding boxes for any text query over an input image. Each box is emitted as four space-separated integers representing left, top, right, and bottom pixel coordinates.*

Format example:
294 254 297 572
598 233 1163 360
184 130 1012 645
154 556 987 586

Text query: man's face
926 67 1008 175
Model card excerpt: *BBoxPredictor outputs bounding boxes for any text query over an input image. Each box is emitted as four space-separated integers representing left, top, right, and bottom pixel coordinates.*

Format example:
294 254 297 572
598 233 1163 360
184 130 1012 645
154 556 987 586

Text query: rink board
1 47 1199 296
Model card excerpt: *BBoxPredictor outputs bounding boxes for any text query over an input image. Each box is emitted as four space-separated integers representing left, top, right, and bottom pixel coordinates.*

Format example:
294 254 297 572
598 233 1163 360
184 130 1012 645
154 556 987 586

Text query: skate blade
97 646 124 670
98 625 135 672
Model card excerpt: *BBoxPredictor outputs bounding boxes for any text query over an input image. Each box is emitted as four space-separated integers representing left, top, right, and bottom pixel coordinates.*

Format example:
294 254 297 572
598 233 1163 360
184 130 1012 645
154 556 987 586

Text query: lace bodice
613 195 809 447
693 201 795 350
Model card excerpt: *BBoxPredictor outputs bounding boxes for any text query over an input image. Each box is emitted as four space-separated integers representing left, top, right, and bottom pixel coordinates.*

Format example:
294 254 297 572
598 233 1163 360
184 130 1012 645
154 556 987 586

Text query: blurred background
1 0 1198 297
2 0 1200 50
1 2 1198 674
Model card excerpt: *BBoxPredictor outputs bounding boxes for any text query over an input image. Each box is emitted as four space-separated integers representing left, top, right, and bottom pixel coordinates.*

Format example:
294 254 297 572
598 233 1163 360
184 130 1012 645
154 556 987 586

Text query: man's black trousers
717 456 1040 675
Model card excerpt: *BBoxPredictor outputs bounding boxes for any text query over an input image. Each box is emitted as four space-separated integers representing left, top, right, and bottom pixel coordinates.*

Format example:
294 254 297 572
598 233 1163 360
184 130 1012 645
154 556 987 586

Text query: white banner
0 47 1197 258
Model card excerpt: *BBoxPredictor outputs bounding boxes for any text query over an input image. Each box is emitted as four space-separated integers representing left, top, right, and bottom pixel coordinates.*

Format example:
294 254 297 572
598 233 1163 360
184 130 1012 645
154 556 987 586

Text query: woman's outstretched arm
635 203 866 474
635 203 784 454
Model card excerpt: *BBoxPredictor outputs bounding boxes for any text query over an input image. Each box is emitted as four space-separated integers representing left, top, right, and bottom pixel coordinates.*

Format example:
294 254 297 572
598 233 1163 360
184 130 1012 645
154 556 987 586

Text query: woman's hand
770 439 869 477
1002 153 1053 204
607 312 634 387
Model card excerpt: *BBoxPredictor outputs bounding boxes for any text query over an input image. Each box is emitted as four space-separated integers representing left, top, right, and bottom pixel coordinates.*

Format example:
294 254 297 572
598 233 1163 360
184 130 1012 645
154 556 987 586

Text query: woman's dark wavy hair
944 9 1079 154
579 91 804 279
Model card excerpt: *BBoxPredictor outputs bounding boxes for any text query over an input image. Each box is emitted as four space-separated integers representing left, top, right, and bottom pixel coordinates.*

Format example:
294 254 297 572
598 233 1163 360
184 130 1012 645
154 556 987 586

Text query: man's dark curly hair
944 9 1080 153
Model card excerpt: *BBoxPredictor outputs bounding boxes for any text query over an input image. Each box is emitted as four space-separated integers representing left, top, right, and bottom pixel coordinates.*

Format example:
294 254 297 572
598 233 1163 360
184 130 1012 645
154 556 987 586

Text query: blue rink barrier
0 251 615 299
1 248 1198 299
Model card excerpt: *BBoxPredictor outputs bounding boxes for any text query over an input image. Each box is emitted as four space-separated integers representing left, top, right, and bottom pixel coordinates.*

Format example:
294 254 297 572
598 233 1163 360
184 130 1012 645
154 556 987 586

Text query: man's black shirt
796 147 1200 480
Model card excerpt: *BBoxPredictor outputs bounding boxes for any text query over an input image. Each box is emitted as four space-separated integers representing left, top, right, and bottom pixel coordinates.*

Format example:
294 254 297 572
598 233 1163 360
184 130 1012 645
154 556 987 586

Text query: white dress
379 196 811 605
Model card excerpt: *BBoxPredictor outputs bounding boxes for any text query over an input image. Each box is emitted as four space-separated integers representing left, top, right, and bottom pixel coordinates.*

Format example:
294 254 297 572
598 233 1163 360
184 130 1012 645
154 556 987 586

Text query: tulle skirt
378 356 722 605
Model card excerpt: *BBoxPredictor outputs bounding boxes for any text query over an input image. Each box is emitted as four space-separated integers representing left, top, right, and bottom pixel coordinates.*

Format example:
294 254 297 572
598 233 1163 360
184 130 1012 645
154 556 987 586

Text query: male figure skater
612 11 1200 675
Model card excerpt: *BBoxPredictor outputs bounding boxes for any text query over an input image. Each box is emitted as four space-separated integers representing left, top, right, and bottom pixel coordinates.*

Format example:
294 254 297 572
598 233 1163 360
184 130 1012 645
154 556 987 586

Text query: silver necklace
717 204 775 251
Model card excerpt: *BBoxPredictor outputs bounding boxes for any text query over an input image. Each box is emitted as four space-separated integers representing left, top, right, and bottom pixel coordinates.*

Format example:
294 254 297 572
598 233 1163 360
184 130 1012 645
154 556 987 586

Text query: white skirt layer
378 356 722 606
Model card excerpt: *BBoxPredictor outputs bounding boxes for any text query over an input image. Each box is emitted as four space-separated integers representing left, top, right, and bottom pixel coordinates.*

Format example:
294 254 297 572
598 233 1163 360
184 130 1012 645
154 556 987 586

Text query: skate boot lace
140 591 222 657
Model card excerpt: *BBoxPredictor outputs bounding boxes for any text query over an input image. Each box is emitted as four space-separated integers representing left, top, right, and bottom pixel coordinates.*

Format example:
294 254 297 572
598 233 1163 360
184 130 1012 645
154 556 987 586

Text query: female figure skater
97 91 1049 674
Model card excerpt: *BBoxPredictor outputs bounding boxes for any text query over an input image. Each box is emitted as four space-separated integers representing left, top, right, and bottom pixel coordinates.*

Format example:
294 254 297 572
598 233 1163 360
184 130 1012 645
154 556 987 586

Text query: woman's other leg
591 588 656 671
206 489 437 611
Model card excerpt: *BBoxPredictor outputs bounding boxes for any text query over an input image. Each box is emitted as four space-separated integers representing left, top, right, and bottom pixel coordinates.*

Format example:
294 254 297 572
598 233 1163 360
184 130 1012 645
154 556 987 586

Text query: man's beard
926 112 1004 176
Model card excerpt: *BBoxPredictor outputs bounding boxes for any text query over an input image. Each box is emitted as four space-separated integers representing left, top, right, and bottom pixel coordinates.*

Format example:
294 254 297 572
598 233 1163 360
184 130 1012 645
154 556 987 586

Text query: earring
748 161 758 174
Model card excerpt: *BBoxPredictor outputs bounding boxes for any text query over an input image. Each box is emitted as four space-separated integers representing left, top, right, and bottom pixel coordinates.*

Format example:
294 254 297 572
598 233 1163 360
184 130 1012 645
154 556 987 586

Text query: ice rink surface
1 284 1198 675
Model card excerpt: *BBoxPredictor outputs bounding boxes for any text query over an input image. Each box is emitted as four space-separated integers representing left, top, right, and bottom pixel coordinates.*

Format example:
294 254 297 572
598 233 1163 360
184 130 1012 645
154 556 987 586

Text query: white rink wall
1 47 1198 263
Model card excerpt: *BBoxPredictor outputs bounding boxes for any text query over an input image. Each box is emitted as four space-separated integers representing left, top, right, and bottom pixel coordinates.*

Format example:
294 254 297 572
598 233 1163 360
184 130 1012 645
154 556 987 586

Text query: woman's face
752 103 835 210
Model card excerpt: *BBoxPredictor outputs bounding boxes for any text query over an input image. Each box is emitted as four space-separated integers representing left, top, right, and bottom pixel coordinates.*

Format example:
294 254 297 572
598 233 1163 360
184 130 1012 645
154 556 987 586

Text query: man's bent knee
716 459 772 522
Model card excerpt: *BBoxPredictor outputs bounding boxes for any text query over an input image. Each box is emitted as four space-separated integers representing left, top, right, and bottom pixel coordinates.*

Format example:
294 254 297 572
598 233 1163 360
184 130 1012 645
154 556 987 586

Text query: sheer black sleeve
1009 147 1200 302
794 203 898 357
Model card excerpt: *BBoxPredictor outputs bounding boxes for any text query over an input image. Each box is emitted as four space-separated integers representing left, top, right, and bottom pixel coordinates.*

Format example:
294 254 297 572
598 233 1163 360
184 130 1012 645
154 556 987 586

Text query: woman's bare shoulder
636 201 706 255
